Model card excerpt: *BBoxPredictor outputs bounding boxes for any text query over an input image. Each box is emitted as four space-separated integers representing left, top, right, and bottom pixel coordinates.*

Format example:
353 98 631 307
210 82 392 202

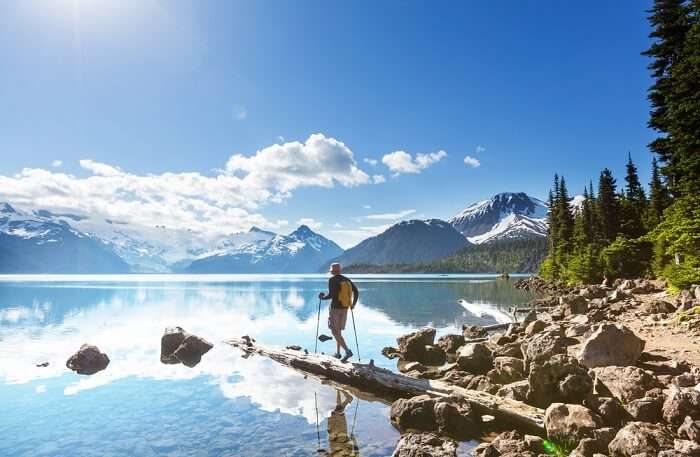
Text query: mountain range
0 192 551 273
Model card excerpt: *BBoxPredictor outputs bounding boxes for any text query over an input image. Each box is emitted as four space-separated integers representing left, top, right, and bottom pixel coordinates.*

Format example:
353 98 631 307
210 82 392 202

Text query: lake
0 274 535 457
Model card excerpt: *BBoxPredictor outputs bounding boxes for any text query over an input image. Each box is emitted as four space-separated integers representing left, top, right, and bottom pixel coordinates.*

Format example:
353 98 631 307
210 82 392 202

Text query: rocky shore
386 277 700 457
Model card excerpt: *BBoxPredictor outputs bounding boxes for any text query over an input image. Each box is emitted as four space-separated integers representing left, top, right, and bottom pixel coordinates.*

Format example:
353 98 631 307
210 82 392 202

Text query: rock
456 343 493 374
577 323 645 368
545 403 603 445
422 345 447 366
437 334 464 354
675 439 700 456
593 366 660 403
641 299 677 315
397 328 437 362
677 373 699 388
663 387 700 425
608 422 674 457
160 327 213 368
580 285 609 299
625 396 664 423
524 319 547 337
476 430 544 455
522 309 538 326
521 329 566 369
462 325 487 339
679 416 700 443
630 279 660 294
488 356 525 384
527 355 593 407
173 334 214 367
391 432 458 457
561 294 589 316
496 380 529 401
608 289 631 303
593 396 628 427
65 344 110 375
492 341 523 359
390 395 479 440
566 324 592 338
383 346 402 359
466 375 500 393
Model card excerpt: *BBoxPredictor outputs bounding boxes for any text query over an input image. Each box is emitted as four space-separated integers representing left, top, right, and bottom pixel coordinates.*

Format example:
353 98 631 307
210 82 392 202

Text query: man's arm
319 277 335 300
351 280 359 308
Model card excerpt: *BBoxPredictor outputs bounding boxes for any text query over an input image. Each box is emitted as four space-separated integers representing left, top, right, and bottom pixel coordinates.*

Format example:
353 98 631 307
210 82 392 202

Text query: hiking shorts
328 308 348 331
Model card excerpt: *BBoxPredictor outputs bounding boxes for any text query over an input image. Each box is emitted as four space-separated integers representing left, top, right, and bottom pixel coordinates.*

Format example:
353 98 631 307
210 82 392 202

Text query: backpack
338 279 354 308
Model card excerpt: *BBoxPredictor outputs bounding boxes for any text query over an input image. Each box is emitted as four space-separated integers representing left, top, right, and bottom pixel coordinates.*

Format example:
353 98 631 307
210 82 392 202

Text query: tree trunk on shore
226 337 545 434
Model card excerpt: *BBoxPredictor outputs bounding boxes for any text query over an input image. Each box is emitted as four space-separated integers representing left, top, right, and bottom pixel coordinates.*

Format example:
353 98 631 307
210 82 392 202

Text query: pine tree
557 176 574 253
597 169 621 243
642 0 692 178
647 157 671 228
620 153 648 237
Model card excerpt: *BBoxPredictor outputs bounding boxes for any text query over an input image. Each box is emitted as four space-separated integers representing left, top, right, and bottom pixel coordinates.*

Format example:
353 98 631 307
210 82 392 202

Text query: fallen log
226 337 545 433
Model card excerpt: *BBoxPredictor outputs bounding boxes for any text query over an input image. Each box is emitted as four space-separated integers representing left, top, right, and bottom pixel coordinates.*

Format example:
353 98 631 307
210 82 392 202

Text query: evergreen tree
557 177 574 253
620 153 648 237
647 157 671 228
596 169 621 243
642 0 692 178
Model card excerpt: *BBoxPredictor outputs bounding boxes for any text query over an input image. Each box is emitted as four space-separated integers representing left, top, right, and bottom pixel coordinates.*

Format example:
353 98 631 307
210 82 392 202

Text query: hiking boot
333 352 342 359
341 349 353 362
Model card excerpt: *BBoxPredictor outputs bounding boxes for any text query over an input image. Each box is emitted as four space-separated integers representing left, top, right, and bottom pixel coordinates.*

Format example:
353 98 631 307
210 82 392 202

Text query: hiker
319 262 358 361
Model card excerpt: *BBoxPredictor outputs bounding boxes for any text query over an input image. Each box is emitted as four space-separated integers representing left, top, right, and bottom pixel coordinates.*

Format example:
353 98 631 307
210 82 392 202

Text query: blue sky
0 0 656 247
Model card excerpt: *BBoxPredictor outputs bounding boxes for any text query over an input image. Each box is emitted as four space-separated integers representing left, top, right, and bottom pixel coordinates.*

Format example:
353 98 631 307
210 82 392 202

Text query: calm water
0 274 534 457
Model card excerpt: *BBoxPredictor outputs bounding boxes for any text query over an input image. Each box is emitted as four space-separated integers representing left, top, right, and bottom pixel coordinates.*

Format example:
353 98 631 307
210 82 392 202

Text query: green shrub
600 236 653 279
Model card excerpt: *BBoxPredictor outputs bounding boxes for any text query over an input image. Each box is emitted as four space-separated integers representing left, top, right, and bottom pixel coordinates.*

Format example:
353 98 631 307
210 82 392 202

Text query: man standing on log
319 262 358 362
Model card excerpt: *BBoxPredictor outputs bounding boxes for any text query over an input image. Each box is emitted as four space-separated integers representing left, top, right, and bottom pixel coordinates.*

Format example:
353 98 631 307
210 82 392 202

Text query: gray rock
608 289 631 303
161 326 188 364
527 354 593 407
456 343 493 374
383 346 402 359
640 300 676 315
524 319 547 337
487 356 525 384
663 387 700 425
390 395 479 440
625 396 663 423
593 366 660 403
577 323 645 368
522 329 566 369
437 334 464 354
561 294 589 315
593 396 628 427
65 344 110 375
679 416 700 444
674 439 700 456
391 432 457 457
462 325 487 339
397 327 437 362
544 403 603 445
496 380 529 401
608 422 674 457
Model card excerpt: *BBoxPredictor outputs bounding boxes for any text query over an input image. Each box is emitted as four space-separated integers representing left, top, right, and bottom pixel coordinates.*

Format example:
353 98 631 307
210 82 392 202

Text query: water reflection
0 275 532 456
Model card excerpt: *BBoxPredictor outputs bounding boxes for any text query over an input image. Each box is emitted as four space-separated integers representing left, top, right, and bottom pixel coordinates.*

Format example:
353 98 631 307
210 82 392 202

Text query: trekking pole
350 307 361 362
314 298 322 353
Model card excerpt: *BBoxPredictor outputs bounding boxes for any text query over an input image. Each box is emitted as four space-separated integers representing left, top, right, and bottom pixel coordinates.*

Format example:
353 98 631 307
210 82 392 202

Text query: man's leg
332 328 349 352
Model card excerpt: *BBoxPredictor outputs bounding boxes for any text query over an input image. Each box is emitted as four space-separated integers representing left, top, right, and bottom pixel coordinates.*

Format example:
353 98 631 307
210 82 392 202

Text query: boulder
390 395 479 440
630 279 659 294
527 355 593 407
608 289 631 303
580 285 609 299
593 366 660 403
608 422 674 457
679 416 700 444
521 329 566 368
462 325 487 339
391 432 457 457
466 375 500 394
487 356 525 384
160 327 213 368
383 346 402 359
625 396 664 423
545 403 603 445
492 341 523 359
524 319 547 337
496 380 529 402
397 328 437 362
456 343 493 374
65 344 110 375
674 439 700 456
561 294 589 316
577 323 645 368
422 345 447 366
640 299 676 315
474 430 544 456
663 387 700 425
437 334 464 354
592 396 628 427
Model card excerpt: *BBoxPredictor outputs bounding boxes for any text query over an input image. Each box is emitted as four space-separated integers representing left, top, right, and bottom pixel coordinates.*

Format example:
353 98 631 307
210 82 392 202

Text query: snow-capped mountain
449 192 548 244
183 225 344 273
0 203 130 273
330 219 470 267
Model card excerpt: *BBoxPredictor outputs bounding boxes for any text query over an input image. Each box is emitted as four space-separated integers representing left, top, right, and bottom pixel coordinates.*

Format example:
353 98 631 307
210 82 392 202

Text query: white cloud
277 136 285 143
296 218 322 230
51 160 62 168
0 133 372 239
372 174 386 184
381 150 446 174
475 145 486 154
463 156 481 168
365 209 416 221
276 219 289 227
362 205 372 209
234 105 247 121
363 158 378 166
333 222 343 228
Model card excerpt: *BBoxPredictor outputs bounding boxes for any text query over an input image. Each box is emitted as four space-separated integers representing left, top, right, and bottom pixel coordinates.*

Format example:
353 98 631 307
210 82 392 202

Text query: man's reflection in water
326 390 359 456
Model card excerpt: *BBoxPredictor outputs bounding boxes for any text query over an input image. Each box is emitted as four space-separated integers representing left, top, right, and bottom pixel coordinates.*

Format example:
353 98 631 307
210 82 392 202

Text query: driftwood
226 337 545 433
513 306 556 314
